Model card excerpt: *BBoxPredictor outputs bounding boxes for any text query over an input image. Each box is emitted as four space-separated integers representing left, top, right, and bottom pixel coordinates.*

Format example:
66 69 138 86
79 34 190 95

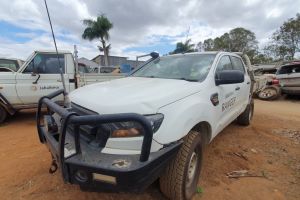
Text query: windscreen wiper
178 78 199 82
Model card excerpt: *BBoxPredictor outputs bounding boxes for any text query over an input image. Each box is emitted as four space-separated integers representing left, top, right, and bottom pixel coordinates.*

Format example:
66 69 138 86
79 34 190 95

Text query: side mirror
150 51 159 59
215 70 244 86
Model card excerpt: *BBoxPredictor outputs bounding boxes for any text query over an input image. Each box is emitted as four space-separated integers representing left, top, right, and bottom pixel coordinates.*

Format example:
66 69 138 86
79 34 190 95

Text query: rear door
230 55 250 112
15 53 69 104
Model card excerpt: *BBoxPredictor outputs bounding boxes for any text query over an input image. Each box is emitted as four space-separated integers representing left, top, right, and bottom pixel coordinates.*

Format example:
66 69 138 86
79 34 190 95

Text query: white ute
37 51 254 200
0 50 124 123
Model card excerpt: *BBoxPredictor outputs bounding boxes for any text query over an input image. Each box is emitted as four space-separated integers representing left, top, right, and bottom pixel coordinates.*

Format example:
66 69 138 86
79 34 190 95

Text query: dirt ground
0 99 299 200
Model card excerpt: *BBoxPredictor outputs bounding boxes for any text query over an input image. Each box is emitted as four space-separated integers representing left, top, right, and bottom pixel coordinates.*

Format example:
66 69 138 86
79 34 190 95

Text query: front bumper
37 90 181 192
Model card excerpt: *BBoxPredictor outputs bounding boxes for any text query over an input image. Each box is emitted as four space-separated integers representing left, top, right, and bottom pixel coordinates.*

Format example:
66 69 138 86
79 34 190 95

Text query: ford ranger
37 51 254 200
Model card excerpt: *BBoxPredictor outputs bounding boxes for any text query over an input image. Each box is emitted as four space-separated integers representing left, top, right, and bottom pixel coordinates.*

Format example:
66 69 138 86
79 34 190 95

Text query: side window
216 56 233 73
23 54 65 74
231 56 245 73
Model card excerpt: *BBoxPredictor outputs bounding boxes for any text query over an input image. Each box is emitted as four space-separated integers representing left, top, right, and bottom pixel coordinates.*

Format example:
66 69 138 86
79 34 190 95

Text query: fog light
74 170 88 183
93 173 116 185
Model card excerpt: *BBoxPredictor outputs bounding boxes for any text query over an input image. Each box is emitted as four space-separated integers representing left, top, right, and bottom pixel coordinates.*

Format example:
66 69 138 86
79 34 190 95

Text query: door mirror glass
215 70 244 85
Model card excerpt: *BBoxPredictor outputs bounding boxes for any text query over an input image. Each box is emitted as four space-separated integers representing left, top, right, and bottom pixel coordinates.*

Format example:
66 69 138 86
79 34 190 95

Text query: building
92 54 145 68
78 57 99 68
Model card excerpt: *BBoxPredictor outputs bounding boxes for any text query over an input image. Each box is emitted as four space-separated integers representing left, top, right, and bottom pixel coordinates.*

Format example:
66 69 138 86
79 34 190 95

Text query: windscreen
277 64 300 75
131 54 216 82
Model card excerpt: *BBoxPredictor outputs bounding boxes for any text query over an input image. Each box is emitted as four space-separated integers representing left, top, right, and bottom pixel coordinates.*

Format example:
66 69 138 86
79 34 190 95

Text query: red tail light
272 79 279 85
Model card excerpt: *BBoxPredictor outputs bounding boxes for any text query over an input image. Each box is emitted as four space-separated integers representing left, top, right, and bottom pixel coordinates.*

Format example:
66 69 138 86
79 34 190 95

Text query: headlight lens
110 114 164 138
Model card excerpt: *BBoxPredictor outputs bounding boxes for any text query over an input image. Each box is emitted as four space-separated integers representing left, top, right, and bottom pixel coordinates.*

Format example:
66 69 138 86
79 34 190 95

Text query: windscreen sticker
222 97 236 112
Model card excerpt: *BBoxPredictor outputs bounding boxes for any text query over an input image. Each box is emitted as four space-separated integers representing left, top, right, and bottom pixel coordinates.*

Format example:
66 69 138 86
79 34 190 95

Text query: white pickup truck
0 50 124 123
37 51 254 200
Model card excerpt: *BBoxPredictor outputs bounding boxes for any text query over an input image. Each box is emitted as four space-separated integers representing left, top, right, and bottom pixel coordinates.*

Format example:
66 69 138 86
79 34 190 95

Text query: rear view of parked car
276 62 300 95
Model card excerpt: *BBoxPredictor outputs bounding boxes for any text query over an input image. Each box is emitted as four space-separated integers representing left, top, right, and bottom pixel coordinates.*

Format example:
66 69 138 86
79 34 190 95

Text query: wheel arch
0 93 16 115
191 121 212 145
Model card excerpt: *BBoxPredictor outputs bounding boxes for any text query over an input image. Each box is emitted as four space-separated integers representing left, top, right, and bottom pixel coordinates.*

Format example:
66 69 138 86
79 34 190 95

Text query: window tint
23 54 65 74
216 56 233 72
231 56 245 73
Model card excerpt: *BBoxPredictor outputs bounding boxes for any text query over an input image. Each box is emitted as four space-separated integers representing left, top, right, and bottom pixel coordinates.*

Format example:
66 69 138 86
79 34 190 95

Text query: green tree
202 27 258 62
170 39 195 54
229 28 258 53
252 53 273 64
264 43 289 60
82 15 113 66
203 38 214 51
271 13 300 59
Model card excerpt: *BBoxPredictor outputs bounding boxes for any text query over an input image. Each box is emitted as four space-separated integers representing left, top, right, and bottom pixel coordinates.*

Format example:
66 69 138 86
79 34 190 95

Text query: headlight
110 114 164 138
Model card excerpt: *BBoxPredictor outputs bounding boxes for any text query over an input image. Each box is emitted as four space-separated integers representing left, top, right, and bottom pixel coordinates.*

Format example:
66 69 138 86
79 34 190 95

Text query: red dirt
0 99 299 200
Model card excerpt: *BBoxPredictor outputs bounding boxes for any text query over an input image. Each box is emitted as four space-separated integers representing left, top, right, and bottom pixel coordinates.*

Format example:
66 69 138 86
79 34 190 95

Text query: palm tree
82 15 113 66
170 39 195 54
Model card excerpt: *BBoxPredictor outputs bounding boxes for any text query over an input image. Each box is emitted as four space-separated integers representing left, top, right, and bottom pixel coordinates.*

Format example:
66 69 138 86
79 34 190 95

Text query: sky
0 0 299 60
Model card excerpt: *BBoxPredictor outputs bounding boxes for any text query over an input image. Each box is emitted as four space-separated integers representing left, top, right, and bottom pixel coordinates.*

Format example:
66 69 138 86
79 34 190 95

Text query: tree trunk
101 39 109 66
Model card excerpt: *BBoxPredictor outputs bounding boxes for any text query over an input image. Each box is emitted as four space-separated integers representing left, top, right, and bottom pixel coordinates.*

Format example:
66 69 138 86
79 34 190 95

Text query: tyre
258 86 280 100
0 106 7 124
160 131 203 200
237 99 254 126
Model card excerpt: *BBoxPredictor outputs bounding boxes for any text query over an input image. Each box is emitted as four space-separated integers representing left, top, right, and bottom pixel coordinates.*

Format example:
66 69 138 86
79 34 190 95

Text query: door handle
57 79 62 82
235 86 240 91
247 81 250 84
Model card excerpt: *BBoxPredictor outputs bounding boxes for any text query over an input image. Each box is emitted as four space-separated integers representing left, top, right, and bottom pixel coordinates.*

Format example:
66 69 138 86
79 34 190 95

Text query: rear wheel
160 131 203 200
237 99 254 126
258 86 280 100
0 106 7 124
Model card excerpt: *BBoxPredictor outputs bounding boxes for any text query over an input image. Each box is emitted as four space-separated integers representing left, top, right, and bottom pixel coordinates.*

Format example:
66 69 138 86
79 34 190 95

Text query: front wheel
160 131 203 200
237 99 254 126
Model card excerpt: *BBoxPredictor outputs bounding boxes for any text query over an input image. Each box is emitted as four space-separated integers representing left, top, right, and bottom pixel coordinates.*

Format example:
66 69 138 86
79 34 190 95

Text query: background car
276 61 300 96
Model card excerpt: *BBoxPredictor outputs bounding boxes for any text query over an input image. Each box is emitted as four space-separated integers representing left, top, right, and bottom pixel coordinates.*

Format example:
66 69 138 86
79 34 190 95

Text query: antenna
185 26 190 43
44 0 69 105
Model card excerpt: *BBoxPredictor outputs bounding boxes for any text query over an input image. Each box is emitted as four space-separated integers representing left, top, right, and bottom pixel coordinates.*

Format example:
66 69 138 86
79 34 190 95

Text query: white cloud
0 0 299 60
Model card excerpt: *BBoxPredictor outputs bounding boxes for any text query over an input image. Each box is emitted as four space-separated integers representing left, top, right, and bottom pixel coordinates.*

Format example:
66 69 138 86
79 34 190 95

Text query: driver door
15 53 68 104
214 55 239 132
